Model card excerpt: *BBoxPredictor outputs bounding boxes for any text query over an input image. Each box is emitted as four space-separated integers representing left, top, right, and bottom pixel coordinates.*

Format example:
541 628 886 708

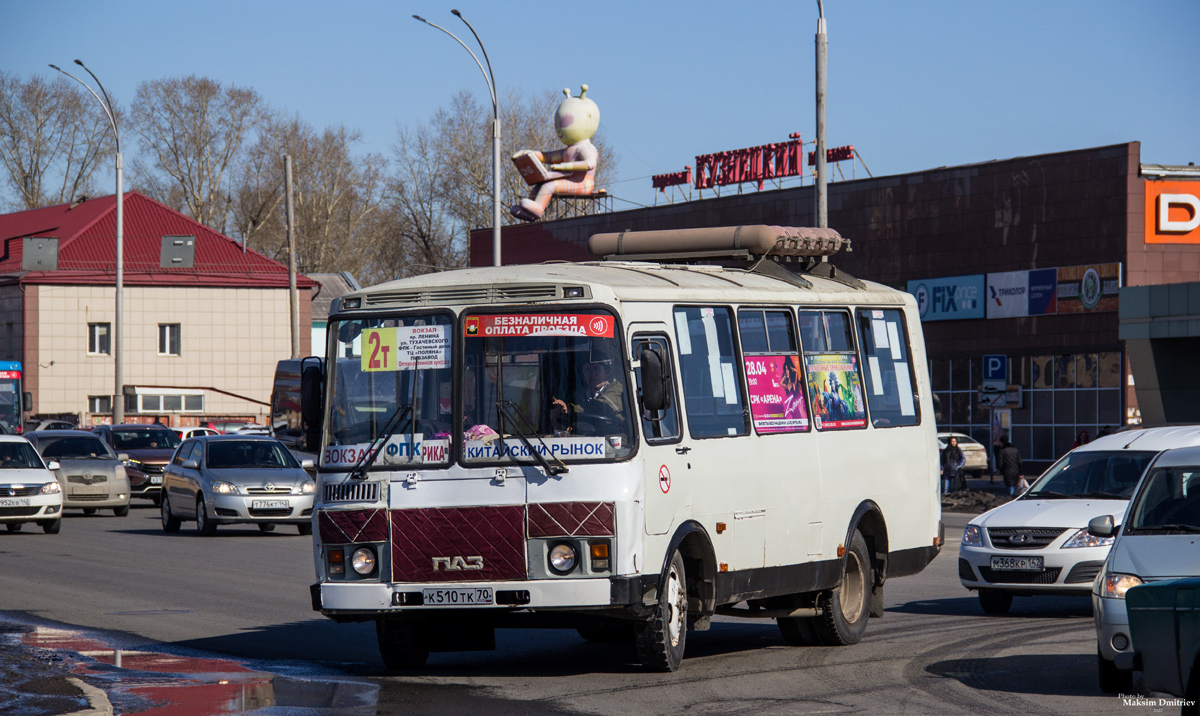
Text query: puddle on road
13 622 379 715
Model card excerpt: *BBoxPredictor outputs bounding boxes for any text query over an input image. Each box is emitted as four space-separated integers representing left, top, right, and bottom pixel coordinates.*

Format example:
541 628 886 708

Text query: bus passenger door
629 329 689 536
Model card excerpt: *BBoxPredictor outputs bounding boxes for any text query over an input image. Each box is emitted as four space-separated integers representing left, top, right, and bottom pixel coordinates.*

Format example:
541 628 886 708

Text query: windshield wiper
496 400 568 476
347 404 414 481
1133 523 1200 533
1025 490 1071 499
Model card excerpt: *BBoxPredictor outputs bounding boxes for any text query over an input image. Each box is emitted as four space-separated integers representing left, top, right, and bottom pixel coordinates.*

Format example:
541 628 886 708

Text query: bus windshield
325 314 454 468
462 311 634 466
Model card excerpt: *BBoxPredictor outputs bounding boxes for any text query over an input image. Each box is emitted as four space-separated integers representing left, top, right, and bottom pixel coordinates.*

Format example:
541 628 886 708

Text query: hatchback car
160 435 315 536
92 424 181 505
25 430 131 517
959 427 1200 615
1091 444 1200 693
938 432 989 481
0 435 64 533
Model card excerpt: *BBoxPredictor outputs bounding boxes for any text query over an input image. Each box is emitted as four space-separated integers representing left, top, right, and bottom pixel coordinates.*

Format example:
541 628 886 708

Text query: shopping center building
472 141 1200 471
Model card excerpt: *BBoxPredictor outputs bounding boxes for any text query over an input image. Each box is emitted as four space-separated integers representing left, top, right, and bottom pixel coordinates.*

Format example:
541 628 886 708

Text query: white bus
305 225 943 672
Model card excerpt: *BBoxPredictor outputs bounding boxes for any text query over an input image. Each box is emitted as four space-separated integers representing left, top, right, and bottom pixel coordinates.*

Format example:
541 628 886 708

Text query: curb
63 677 113 716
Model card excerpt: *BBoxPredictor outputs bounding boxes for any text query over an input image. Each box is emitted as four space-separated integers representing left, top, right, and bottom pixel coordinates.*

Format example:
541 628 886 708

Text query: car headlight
549 542 578 574
298 481 315 494
211 481 239 495
40 481 61 494
1101 572 1143 599
122 458 143 471
1061 528 1114 549
350 547 376 575
962 524 982 546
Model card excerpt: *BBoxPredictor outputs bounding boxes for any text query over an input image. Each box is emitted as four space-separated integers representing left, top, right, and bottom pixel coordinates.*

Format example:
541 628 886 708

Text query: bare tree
0 71 117 210
230 117 386 280
128 76 266 233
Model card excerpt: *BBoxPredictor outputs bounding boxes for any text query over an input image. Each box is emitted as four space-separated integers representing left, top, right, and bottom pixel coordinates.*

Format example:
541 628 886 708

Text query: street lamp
49 60 125 423
414 10 502 267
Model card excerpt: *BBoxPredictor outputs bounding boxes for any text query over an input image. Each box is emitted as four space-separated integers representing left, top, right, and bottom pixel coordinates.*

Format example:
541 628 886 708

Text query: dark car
91 424 181 505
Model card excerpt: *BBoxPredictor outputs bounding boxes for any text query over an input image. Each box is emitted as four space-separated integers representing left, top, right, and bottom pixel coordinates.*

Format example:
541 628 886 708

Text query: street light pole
414 10 502 267
50 61 125 423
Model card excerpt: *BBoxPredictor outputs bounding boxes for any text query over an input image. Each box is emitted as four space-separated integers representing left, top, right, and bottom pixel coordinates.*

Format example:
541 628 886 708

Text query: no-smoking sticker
658 465 671 493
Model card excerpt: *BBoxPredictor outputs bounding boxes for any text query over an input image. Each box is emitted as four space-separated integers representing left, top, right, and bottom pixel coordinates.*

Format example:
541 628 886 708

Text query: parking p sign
982 355 1007 383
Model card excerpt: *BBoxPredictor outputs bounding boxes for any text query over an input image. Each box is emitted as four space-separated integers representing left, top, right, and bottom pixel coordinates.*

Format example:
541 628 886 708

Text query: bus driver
550 358 625 432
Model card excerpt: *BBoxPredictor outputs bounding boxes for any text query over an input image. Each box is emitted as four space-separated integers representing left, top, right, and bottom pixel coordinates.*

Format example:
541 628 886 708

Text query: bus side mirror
639 347 671 418
301 364 325 436
22 392 32 412
1088 515 1116 538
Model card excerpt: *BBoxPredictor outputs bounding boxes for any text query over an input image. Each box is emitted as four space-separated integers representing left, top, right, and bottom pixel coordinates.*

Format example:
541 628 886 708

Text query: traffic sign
982 355 1007 382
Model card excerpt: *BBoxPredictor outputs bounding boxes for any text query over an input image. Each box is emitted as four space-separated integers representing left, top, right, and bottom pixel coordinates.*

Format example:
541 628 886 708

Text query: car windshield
462 311 633 466
110 428 180 450
1127 467 1200 532
1025 450 1156 499
0 441 44 469
39 436 114 460
324 314 454 468
206 440 300 469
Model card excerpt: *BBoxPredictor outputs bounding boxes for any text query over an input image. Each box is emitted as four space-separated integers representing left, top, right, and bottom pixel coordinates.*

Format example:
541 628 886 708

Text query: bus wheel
376 616 429 671
813 529 872 646
634 549 688 672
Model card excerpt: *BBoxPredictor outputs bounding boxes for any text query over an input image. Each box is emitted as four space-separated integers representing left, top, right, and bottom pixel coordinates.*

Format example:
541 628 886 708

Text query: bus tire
161 497 181 533
634 549 688 672
813 529 872 646
376 616 429 671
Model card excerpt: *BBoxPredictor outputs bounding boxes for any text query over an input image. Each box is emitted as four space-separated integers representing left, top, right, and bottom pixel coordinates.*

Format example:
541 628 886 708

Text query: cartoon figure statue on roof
510 84 600 222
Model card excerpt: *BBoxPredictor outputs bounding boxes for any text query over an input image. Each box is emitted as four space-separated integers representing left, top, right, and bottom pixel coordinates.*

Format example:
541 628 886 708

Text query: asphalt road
0 505 1144 715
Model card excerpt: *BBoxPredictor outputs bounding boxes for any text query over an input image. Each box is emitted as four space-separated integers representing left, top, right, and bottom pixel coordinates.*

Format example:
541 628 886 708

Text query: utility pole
285 155 299 359
815 0 829 241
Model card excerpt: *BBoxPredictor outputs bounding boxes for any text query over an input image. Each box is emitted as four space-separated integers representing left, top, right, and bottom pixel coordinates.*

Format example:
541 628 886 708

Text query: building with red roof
0 191 316 427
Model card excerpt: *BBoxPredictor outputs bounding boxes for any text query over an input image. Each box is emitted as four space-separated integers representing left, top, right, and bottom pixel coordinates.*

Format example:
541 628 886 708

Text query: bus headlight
351 547 376 575
40 481 61 494
549 542 577 575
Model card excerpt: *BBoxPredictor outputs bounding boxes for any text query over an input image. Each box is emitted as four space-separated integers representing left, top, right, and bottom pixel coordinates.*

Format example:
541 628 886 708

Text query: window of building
673 306 747 438
129 392 204 413
856 308 920 428
738 309 809 435
88 323 111 355
88 395 111 413
158 323 181 356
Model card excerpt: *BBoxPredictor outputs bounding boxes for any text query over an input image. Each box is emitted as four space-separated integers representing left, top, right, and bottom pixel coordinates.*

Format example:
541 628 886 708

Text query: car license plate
991 555 1044 571
0 498 30 507
150 475 163 485
421 587 494 606
252 500 289 509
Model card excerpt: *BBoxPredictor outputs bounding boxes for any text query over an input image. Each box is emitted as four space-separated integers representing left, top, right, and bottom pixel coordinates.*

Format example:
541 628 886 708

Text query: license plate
0 498 30 507
252 500 289 509
991 555 1044 571
150 475 163 485
421 587 494 606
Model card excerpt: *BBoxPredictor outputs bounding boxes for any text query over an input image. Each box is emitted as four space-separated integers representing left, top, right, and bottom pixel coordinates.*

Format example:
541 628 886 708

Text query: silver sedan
160 435 315 536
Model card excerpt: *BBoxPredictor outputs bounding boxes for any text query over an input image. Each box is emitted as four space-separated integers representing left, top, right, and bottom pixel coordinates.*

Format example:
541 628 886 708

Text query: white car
959 427 1200 614
176 427 221 440
1091 444 1200 694
0 435 64 533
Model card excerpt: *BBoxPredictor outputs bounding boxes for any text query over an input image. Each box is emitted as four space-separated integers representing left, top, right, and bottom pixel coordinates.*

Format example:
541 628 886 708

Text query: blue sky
2 0 1197 211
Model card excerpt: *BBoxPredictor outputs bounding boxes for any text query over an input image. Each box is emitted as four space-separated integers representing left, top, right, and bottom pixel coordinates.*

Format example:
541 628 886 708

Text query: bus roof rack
588 225 865 290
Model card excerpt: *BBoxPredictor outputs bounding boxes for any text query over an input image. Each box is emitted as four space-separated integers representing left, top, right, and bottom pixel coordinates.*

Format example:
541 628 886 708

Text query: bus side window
673 306 748 438
856 309 920 427
632 336 680 443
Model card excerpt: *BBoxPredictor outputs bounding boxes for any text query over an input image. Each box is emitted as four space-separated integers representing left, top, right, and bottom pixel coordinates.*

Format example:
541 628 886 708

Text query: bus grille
323 482 379 503
391 505 526 583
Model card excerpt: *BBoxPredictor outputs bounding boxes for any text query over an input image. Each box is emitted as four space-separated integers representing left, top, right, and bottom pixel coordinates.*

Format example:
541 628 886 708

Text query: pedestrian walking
941 436 965 494
997 438 1024 496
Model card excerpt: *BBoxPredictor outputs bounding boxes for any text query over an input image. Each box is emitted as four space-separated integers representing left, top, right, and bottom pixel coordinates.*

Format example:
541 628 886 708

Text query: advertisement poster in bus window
805 353 866 429
744 355 809 433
